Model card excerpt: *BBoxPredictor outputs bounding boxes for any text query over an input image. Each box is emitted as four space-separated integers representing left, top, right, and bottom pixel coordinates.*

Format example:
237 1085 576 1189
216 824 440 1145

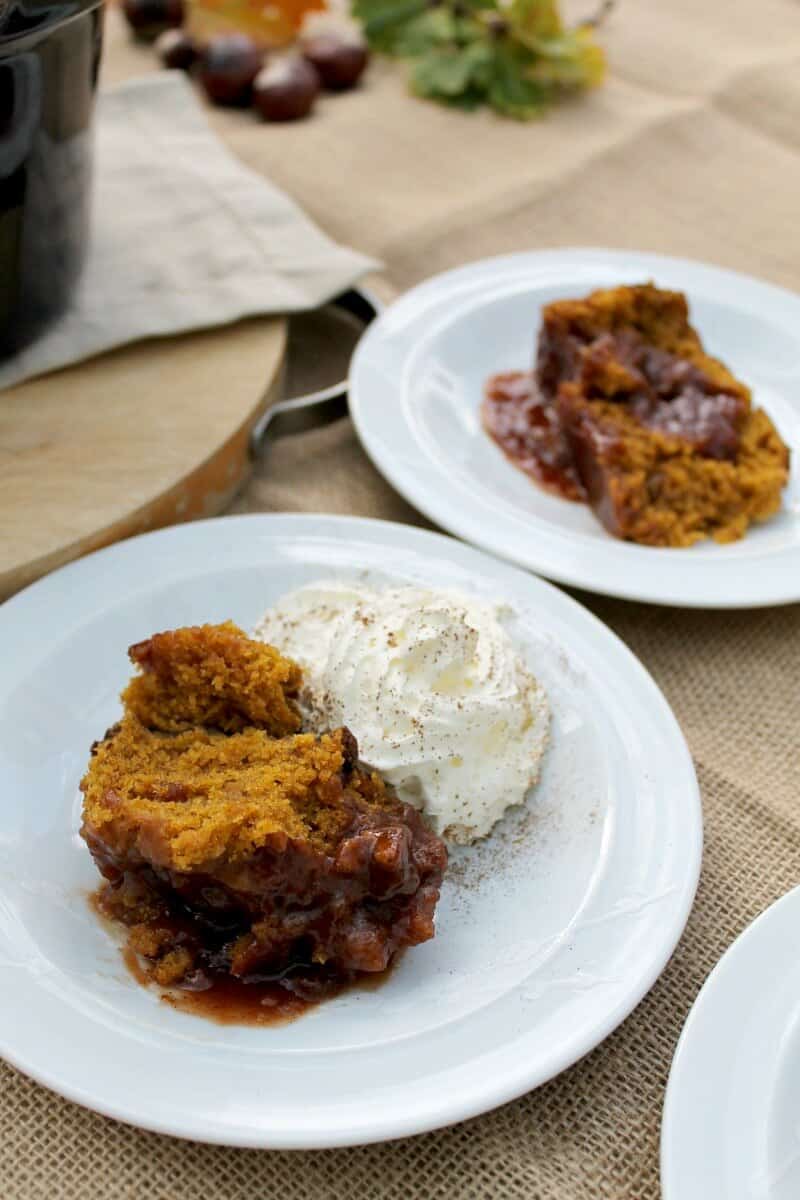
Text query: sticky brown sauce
121 947 396 1027
122 946 314 1026
92 893 396 1028
481 371 586 502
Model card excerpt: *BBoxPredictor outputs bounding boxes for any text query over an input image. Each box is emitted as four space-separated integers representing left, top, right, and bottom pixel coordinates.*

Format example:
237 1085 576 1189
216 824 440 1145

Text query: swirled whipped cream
254 582 549 844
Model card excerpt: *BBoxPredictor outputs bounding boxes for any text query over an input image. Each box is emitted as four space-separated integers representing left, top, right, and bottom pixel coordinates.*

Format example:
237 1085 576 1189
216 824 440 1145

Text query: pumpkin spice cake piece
81 624 447 1002
123 620 302 734
536 284 790 546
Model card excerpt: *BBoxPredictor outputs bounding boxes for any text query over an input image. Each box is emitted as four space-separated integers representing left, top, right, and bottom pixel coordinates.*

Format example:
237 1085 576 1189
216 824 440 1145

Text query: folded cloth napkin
0 72 379 391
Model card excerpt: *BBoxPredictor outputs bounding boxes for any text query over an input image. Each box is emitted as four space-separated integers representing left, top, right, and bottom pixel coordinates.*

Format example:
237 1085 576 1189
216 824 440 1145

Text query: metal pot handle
250 286 382 457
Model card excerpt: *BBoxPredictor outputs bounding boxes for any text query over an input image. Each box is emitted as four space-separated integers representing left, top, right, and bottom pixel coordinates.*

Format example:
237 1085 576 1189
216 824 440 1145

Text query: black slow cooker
0 0 103 356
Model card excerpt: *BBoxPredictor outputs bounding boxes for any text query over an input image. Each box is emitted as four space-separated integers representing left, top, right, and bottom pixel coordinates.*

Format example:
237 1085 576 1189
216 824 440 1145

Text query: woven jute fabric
4 0 800 1195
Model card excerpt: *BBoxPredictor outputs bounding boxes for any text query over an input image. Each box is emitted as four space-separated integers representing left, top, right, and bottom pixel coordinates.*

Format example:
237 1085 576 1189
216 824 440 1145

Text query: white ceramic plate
662 887 800 1199
349 248 800 607
0 514 701 1148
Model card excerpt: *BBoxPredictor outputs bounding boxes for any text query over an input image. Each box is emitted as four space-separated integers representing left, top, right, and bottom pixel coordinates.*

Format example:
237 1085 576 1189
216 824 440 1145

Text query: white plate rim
348 247 800 609
661 885 800 1199
0 512 703 1147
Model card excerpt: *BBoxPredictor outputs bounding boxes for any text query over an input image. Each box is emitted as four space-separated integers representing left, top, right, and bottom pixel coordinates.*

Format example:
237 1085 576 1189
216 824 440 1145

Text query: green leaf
411 45 477 96
504 0 563 39
433 86 486 110
410 37 496 102
486 43 549 118
457 0 499 12
353 0 605 118
393 9 464 56
525 29 606 86
353 0 430 52
460 37 494 86
526 34 580 59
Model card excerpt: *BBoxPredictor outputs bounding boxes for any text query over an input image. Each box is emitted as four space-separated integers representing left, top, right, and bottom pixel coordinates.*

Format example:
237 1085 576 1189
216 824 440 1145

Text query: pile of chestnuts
122 0 369 121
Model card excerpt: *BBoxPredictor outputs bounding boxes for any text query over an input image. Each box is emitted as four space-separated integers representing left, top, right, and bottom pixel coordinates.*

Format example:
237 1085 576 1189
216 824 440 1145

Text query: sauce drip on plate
482 371 585 502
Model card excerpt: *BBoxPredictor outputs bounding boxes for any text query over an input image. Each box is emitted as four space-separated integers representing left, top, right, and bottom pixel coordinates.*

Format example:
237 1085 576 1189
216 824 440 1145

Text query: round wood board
0 8 288 603
0 319 286 601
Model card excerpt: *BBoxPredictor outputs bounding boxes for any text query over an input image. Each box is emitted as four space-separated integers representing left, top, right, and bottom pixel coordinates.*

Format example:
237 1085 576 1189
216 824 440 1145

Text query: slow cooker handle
249 286 382 457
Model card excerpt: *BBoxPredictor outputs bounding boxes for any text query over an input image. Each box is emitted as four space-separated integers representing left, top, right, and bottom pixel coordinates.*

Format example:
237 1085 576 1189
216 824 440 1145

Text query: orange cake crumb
123 621 302 735
539 283 747 399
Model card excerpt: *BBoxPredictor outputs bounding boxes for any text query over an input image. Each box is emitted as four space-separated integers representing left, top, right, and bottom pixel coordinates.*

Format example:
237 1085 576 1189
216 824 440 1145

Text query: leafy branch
353 0 611 119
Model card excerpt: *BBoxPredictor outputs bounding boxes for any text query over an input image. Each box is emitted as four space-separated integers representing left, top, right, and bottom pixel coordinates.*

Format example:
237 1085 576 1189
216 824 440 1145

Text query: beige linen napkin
0 72 378 391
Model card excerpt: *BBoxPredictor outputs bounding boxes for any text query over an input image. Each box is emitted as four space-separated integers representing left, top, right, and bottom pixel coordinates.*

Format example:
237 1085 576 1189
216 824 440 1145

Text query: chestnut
301 34 368 91
155 28 198 70
197 34 263 107
122 0 184 41
253 57 320 121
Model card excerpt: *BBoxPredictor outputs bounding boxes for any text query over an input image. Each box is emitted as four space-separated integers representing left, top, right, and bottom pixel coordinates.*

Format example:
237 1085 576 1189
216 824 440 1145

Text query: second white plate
349 248 800 607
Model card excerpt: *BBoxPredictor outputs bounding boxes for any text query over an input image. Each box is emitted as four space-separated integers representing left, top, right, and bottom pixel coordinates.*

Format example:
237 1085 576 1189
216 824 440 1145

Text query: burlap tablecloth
4 1 800 1196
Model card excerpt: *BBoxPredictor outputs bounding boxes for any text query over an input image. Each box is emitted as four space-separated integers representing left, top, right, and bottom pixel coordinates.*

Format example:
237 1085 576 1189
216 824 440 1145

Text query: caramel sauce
483 343 745 506
122 946 314 1026
481 371 586 502
93 890 397 1027
121 945 396 1026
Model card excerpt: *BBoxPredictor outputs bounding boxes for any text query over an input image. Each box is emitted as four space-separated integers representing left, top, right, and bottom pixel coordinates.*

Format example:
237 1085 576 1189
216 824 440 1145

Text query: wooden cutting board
0 319 286 601
0 9 288 603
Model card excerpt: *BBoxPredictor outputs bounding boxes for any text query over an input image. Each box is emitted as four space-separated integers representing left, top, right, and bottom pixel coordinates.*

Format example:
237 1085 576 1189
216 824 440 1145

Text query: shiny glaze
482 370 585 502
123 945 315 1025
483 332 746 508
122 942 395 1026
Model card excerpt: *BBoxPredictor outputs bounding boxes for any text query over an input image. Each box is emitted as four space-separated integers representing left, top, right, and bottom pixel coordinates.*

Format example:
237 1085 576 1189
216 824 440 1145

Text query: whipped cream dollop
254 581 549 844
